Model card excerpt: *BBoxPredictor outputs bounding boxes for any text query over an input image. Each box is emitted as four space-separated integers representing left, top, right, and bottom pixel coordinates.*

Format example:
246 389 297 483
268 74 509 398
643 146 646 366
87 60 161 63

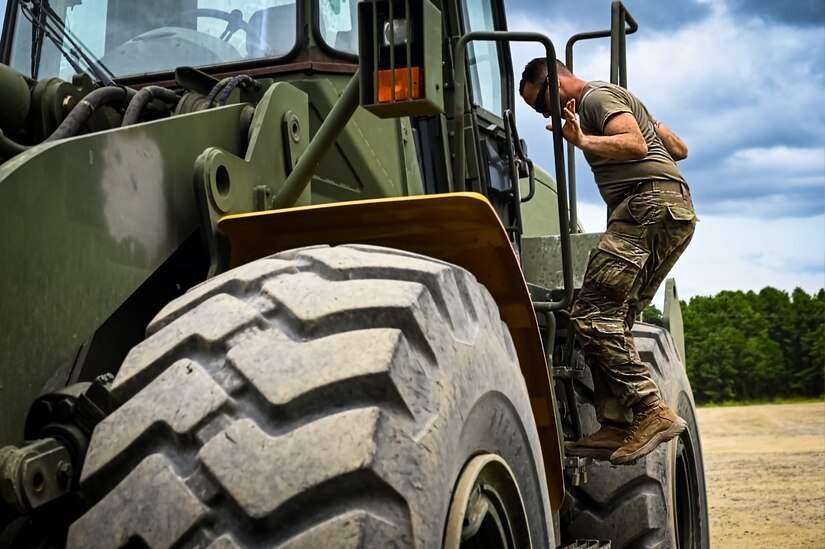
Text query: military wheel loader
0 0 709 546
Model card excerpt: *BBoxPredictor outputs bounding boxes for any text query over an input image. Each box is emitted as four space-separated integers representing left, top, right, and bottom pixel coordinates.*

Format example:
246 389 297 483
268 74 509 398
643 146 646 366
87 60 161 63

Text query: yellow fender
219 192 564 510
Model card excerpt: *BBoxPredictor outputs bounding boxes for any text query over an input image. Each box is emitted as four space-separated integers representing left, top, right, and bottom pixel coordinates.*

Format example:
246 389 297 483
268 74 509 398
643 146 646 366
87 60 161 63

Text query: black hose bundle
215 75 256 107
0 86 127 158
203 75 257 109
121 86 181 127
204 77 233 108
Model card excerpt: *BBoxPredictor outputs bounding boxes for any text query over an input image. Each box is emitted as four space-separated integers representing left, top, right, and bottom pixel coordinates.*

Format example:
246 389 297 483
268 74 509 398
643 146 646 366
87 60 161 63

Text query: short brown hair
519 58 572 96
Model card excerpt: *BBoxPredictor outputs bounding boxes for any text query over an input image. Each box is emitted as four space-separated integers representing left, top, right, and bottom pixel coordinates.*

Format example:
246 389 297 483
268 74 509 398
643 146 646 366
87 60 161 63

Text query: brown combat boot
610 399 687 465
564 425 627 461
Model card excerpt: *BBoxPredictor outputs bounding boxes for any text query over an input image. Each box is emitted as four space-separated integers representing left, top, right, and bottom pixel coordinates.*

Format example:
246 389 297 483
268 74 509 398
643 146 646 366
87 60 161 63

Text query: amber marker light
359 0 442 117
377 67 423 103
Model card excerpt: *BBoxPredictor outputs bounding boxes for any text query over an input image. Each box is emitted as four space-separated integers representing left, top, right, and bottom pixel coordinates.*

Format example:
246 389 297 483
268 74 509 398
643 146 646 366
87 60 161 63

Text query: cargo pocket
590 318 634 364
590 232 650 303
667 204 696 222
627 195 659 225
591 319 624 335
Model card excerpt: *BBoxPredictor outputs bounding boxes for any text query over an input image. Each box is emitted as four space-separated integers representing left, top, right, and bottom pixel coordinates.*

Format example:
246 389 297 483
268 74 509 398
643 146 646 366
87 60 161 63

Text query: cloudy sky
506 0 825 303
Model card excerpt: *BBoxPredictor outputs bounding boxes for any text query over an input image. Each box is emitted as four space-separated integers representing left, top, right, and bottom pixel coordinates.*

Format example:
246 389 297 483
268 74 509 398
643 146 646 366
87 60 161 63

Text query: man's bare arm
655 122 688 161
547 100 648 161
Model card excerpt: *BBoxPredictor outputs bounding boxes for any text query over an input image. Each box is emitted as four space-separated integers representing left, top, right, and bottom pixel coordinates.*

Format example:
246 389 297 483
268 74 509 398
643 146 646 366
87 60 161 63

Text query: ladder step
553 366 584 380
558 541 611 549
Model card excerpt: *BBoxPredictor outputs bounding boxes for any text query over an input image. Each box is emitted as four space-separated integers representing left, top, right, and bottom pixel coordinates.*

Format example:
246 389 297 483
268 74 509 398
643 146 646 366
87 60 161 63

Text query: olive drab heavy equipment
0 0 709 547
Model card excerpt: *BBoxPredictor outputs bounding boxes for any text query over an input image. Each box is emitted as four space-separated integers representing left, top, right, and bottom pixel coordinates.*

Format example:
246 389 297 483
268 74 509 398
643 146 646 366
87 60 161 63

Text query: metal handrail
503 109 536 203
563 0 638 233
565 1 638 87
453 30 573 311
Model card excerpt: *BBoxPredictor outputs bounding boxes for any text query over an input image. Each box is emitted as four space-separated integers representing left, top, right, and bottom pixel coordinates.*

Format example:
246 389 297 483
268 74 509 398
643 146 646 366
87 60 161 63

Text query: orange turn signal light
377 67 423 103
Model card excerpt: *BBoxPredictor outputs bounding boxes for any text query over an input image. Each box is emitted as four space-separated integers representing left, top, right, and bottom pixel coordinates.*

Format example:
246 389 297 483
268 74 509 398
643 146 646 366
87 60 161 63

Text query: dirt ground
696 402 825 548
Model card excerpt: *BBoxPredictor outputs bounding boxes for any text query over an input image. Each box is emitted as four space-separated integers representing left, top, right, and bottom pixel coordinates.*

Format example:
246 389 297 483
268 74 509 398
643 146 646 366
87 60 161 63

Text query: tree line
656 287 824 404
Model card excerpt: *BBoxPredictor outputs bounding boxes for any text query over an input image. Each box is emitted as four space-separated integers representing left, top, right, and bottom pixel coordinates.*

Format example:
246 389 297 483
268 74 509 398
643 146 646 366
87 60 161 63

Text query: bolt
62 95 77 114
56 461 73 487
97 373 115 385
55 398 76 418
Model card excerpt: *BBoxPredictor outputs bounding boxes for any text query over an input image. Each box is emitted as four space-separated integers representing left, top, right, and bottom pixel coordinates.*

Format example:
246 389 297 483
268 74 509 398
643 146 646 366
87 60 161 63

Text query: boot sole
609 418 687 465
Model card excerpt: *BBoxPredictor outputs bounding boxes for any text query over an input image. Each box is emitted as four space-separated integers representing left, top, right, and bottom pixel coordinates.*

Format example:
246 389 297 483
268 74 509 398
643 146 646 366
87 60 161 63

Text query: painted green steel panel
0 105 246 446
520 164 562 238
522 232 602 291
284 74 425 202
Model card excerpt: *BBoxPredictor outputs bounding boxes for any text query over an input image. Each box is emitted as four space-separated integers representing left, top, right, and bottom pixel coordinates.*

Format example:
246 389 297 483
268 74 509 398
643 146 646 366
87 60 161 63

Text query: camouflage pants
570 186 696 425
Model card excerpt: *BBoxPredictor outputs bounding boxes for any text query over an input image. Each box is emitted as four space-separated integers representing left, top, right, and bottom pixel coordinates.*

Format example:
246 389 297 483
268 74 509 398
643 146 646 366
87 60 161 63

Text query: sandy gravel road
696 402 825 548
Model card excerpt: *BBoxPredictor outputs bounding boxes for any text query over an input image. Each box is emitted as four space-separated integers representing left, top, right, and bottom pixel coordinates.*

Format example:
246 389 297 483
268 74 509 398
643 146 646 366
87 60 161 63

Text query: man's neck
573 79 588 105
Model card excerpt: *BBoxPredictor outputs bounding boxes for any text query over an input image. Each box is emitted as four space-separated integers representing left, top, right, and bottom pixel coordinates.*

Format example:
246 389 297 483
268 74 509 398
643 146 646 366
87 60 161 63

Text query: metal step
558 540 611 549
563 455 593 486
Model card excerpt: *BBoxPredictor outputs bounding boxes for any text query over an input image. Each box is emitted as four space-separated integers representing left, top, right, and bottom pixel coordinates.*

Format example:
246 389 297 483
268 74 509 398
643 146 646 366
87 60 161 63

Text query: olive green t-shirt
578 81 686 210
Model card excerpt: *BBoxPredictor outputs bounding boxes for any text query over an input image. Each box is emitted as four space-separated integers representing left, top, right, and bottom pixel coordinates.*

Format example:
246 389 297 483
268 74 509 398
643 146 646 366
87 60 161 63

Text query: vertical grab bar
503 109 536 203
563 0 638 233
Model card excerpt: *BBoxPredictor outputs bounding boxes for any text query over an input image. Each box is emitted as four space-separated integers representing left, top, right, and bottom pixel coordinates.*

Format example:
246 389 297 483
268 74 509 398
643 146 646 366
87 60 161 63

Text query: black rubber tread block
206 536 241 549
633 323 690 407
81 358 228 484
68 454 206 548
286 245 480 343
226 327 434 430
566 481 667 546
278 511 404 549
146 258 296 336
112 294 267 403
197 408 418 522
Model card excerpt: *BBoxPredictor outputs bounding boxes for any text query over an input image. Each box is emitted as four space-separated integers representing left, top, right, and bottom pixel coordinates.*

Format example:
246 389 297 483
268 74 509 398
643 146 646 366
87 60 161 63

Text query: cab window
8 0 298 80
317 0 359 55
460 0 503 115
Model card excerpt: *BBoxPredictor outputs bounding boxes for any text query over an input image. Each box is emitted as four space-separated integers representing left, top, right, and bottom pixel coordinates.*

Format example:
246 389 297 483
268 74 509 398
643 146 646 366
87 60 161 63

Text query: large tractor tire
67 245 553 548
562 323 709 548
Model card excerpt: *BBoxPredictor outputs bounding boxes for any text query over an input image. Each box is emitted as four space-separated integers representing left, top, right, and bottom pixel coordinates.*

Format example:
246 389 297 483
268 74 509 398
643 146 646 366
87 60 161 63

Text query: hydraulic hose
204 77 233 109
215 75 255 107
48 86 127 142
121 86 180 127
0 86 127 158
0 131 28 158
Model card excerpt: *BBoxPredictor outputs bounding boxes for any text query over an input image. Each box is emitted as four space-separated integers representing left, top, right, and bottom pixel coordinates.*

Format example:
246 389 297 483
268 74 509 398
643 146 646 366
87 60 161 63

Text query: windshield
316 0 357 56
9 0 299 80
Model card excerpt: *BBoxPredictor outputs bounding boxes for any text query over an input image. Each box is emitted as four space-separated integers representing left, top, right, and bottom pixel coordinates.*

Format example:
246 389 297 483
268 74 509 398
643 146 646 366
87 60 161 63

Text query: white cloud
724 146 825 177
608 7 825 160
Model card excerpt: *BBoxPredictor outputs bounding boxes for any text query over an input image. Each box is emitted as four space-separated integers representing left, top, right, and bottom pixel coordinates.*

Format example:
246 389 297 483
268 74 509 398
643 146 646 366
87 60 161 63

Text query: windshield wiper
17 0 115 85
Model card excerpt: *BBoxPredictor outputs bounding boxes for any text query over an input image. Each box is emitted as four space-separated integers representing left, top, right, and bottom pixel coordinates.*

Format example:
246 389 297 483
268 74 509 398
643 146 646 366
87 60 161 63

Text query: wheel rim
444 454 531 549
674 432 701 548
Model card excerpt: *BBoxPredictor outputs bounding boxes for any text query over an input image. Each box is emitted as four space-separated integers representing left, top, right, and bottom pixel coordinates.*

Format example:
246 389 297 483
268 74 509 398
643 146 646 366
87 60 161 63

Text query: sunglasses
532 76 550 114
